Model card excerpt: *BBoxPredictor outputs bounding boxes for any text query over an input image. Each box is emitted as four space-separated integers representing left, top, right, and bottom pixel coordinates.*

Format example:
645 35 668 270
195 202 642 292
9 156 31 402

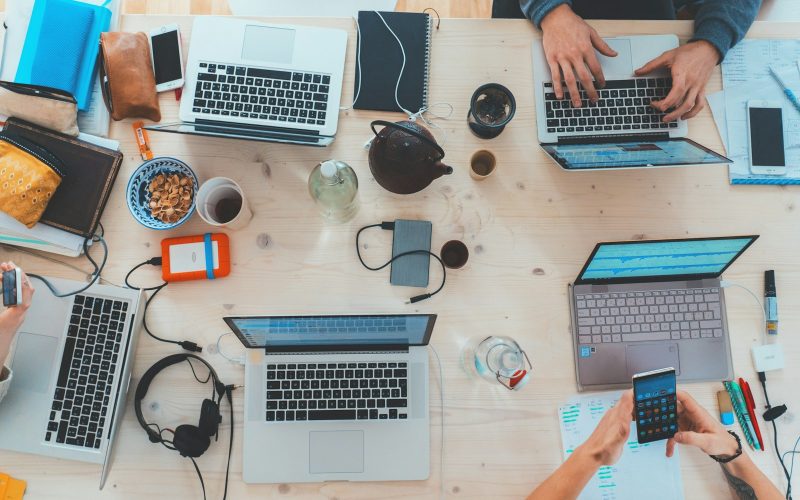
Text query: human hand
578 390 633 466
666 390 740 458
634 40 719 122
540 4 617 107
1 262 34 318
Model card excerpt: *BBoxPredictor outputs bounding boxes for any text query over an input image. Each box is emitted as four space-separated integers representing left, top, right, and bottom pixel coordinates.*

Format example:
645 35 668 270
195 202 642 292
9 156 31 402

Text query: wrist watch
710 430 743 463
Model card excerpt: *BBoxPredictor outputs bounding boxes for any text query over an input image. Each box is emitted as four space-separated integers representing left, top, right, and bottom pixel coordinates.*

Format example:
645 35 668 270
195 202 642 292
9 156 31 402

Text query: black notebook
3 118 123 238
354 11 432 113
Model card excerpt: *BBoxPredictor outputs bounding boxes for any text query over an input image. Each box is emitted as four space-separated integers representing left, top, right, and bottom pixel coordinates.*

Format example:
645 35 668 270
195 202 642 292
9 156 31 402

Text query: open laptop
0 276 144 487
532 35 731 170
223 314 435 483
146 17 347 146
568 236 758 391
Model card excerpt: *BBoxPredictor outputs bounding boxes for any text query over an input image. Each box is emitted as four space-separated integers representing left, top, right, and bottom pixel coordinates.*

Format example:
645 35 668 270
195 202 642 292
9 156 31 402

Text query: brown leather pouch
99 32 161 122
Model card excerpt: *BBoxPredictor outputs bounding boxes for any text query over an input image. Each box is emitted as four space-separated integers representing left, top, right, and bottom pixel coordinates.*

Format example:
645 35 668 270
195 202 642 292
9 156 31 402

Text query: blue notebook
15 0 111 110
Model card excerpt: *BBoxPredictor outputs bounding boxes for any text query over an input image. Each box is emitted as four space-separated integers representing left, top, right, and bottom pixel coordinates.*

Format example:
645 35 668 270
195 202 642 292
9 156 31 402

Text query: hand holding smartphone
2 269 23 307
149 24 184 92
633 367 677 443
747 100 787 176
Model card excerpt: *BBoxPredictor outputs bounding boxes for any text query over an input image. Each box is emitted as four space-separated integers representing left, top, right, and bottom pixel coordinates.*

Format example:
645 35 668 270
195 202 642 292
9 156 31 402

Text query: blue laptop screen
542 138 729 170
578 237 755 281
225 315 434 348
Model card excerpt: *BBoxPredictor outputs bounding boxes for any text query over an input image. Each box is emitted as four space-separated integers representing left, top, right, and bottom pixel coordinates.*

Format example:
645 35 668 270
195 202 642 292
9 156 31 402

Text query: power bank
390 219 432 288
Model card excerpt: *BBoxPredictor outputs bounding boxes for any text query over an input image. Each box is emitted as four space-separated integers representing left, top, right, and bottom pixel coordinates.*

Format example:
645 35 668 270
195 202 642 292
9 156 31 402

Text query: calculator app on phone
633 367 677 444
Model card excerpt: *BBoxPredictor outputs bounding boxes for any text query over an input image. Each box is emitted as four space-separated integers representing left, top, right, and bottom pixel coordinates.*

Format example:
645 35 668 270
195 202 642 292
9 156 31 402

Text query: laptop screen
223 314 436 350
541 138 730 170
576 236 758 284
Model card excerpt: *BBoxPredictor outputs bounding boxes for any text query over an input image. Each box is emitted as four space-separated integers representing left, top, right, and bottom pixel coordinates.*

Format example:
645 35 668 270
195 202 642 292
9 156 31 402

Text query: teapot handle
370 120 445 161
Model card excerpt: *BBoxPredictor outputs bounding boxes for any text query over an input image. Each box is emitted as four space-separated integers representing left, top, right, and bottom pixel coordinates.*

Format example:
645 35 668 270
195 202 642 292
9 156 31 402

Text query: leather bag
99 32 161 122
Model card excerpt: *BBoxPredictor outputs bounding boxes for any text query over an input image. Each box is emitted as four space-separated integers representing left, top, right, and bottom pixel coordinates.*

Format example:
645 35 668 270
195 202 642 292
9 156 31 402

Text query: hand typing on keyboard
634 40 720 122
540 4 617 107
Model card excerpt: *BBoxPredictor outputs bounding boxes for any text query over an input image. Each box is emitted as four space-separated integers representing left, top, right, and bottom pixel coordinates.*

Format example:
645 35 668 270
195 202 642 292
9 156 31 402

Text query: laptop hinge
195 118 322 137
264 344 410 355
556 132 670 144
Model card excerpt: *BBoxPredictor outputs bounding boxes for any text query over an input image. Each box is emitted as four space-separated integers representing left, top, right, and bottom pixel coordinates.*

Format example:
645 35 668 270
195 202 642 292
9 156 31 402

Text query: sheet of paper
713 65 800 184
722 39 800 88
559 391 684 500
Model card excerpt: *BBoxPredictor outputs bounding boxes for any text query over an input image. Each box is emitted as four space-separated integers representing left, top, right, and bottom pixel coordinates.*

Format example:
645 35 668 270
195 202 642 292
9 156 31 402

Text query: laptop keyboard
192 62 331 125
266 362 409 422
575 288 723 344
45 295 129 449
544 78 679 134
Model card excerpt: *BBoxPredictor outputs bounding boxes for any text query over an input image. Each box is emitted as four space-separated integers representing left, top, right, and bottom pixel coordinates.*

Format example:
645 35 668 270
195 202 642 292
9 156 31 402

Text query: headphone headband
134 353 224 443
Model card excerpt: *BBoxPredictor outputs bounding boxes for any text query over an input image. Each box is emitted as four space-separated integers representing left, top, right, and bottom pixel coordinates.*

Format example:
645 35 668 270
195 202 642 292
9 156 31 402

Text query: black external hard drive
390 219 432 288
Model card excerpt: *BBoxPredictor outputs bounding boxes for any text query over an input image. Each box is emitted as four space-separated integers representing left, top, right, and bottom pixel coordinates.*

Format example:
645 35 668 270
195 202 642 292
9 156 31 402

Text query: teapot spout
436 161 454 177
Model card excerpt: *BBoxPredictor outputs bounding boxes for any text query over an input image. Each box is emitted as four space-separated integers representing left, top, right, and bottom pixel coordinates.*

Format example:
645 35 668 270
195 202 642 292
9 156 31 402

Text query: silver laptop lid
541 136 731 171
223 314 437 352
575 236 759 285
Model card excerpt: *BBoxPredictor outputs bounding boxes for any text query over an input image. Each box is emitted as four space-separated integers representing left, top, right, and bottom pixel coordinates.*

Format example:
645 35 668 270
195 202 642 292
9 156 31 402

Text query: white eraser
751 344 785 372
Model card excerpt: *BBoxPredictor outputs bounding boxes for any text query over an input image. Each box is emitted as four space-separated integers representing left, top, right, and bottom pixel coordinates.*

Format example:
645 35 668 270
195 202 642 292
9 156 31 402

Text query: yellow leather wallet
0 132 63 228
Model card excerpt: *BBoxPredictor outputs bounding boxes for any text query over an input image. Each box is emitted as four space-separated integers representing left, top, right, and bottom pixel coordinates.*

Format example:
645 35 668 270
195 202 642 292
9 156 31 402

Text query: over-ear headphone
134 354 234 499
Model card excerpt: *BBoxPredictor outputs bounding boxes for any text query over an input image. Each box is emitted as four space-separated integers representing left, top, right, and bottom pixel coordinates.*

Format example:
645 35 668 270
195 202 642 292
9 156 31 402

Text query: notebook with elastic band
353 11 432 113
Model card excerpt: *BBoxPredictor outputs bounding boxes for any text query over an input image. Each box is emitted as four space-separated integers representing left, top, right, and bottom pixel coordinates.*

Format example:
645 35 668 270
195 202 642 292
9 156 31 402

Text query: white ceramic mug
196 177 253 230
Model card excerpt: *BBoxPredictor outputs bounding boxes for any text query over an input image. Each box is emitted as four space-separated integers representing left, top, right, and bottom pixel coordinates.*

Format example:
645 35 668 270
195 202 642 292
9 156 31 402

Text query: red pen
739 378 765 451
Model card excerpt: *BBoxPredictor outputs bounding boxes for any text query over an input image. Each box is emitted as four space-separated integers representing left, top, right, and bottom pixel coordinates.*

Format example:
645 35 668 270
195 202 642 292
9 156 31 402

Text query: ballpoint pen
739 378 765 450
769 65 800 115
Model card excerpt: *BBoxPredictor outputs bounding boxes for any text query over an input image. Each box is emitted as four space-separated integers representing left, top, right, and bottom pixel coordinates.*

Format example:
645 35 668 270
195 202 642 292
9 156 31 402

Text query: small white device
149 24 184 92
751 344 785 372
747 100 787 176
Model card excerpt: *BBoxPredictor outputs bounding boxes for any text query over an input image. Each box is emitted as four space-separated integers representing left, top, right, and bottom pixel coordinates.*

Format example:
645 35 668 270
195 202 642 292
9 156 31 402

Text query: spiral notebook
353 11 431 113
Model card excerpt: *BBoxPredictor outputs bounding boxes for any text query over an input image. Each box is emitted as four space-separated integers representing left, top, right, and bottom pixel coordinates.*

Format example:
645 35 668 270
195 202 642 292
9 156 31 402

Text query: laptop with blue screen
222 314 436 483
568 236 758 391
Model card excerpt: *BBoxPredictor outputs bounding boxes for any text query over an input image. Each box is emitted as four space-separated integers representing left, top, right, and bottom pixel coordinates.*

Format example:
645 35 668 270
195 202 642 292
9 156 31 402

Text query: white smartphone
149 24 184 92
747 100 787 176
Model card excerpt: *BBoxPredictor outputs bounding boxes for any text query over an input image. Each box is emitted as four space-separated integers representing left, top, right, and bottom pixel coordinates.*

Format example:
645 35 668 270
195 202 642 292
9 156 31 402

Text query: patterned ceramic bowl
126 157 198 230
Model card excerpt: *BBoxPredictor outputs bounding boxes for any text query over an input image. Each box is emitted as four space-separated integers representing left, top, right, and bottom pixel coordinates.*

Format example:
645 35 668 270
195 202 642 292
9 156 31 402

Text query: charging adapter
751 343 785 372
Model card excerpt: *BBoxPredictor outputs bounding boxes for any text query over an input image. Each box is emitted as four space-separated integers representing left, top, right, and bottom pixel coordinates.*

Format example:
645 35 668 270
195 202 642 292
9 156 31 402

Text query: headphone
134 354 234 500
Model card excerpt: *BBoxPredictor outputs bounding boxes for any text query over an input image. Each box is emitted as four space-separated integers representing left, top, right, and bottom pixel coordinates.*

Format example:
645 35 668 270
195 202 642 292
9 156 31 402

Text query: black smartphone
633 367 677 444
2 268 22 307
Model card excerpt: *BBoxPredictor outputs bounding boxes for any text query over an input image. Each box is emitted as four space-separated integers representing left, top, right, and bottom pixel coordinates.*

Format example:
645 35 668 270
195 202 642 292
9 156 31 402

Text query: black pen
765 270 778 335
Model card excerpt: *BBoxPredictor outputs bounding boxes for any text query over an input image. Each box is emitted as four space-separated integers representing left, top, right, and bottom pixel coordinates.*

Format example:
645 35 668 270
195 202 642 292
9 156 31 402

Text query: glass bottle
308 159 359 222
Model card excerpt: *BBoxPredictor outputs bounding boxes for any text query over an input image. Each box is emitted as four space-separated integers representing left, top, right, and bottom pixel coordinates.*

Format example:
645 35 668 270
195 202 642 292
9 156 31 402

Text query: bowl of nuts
126 157 199 230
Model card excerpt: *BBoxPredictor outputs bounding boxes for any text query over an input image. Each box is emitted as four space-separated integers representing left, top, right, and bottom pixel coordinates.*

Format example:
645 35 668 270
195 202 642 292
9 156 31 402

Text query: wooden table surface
1 15 799 499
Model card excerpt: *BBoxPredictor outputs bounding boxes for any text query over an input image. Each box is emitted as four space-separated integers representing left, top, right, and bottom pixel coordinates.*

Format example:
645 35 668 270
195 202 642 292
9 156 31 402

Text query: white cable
373 11 415 117
216 332 245 365
429 344 445 500
340 14 364 111
720 280 767 344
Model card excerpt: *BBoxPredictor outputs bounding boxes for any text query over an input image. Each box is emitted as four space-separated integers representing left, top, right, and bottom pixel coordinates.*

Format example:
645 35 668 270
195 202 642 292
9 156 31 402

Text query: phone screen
152 30 182 85
749 107 786 167
633 368 677 444
2 270 18 306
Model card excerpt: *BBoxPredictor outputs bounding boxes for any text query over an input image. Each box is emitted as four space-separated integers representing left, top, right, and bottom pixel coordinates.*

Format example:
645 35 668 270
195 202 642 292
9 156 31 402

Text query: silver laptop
146 16 347 146
532 35 730 170
0 277 144 487
223 314 435 483
569 236 758 391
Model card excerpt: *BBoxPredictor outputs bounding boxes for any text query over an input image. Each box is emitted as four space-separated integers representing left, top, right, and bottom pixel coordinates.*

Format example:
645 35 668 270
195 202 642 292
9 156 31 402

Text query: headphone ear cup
172 425 210 458
198 399 222 437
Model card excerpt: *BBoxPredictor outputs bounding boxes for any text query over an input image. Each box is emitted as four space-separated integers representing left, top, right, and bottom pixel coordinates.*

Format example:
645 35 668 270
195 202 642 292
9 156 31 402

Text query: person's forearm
518 0 572 27
691 0 760 61
0 311 25 367
720 453 784 500
527 446 599 500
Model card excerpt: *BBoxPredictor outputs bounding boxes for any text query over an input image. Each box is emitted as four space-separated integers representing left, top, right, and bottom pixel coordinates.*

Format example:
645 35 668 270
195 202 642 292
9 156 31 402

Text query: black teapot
368 120 453 195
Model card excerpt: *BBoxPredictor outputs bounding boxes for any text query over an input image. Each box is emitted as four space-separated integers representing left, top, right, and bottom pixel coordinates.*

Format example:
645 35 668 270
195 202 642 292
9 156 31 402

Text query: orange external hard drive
161 233 231 282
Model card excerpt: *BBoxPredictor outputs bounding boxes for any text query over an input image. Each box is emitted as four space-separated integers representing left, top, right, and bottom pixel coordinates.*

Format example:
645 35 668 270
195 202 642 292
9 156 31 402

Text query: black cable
125 258 202 352
356 222 447 303
27 223 109 297
223 385 235 500
759 372 793 499
189 456 207 500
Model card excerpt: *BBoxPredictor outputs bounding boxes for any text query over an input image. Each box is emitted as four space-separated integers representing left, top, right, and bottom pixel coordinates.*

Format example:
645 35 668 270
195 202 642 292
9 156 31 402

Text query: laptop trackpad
309 431 364 474
10 333 59 394
597 39 633 76
626 343 679 378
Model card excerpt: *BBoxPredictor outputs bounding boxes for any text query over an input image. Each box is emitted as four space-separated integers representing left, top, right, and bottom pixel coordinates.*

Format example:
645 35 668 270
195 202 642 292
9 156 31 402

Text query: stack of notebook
0 118 122 256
